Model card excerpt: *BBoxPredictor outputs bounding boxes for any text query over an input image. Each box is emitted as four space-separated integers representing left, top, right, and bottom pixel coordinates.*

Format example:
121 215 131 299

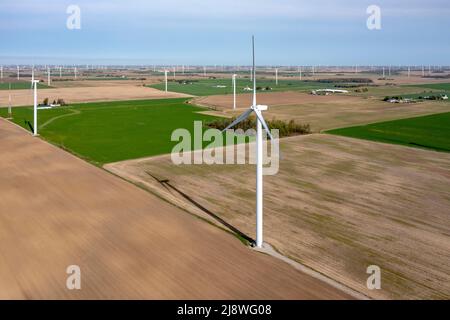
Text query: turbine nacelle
253 105 267 111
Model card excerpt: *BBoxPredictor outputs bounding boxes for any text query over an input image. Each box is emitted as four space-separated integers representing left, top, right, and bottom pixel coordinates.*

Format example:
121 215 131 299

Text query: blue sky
0 0 449 65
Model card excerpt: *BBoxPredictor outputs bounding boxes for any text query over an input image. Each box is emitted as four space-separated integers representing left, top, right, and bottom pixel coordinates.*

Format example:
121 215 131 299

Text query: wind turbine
275 68 278 85
299 66 302 80
232 74 237 110
59 66 62 78
222 36 274 248
164 70 168 92
47 67 51 85
382 66 385 78
31 67 35 83
31 78 39 136
7 83 12 119
0 65 3 80
17 66 20 80
408 66 410 78
422 65 425 77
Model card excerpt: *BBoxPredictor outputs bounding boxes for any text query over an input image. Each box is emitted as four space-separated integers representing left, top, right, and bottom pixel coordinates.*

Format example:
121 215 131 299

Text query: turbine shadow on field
146 172 255 245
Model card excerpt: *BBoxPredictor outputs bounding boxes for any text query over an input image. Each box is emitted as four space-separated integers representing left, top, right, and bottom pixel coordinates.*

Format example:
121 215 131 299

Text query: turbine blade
254 109 274 140
252 35 256 106
222 108 253 132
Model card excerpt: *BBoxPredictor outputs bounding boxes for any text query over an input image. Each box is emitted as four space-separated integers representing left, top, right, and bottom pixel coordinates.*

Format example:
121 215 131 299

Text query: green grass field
406 83 450 91
0 98 241 164
326 112 450 152
0 81 51 90
148 78 333 96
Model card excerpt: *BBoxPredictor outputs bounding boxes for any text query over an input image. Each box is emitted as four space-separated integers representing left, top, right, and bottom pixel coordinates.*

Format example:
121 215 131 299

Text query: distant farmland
0 98 230 164
149 78 333 96
407 82 450 91
326 112 450 152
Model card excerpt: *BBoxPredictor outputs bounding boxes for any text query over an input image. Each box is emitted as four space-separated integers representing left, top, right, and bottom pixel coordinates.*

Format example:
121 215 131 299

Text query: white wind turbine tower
30 67 35 90
232 74 237 110
408 66 410 77
59 66 62 78
164 70 168 92
74 67 77 79
422 65 425 77
47 67 51 85
31 78 39 136
382 66 385 78
222 36 274 248
299 66 302 80
275 68 278 85
0 65 3 80
7 83 12 119
17 65 20 80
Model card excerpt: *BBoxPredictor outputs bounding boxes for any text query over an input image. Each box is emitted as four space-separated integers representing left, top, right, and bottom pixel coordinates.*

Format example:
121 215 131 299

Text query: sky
0 0 449 66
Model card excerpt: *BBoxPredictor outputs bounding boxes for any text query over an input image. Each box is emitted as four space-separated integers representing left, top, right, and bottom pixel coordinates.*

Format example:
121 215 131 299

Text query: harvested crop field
106 134 450 299
0 85 190 106
194 92 450 132
0 118 351 299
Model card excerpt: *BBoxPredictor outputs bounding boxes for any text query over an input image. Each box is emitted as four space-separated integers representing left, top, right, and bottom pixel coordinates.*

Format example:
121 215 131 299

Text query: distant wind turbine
222 36 274 248
164 70 168 92
275 68 278 85
232 74 237 110
7 83 12 119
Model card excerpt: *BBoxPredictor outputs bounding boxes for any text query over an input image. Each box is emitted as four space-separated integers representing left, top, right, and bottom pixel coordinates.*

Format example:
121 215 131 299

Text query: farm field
148 78 337 96
0 118 351 299
106 133 450 299
194 91 450 132
407 82 450 91
0 81 51 90
326 112 450 152
0 98 231 164
0 85 189 107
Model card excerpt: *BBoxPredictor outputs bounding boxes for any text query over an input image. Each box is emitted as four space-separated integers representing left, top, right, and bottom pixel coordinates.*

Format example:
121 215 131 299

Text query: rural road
0 117 351 299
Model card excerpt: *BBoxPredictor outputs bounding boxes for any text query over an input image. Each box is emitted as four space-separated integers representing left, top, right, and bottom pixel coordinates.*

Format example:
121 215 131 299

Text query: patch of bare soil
193 92 450 132
0 85 191 107
106 134 450 299
0 118 350 299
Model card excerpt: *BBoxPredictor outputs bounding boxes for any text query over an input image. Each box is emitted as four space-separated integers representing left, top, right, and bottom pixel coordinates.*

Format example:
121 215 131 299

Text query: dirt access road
0 118 350 299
